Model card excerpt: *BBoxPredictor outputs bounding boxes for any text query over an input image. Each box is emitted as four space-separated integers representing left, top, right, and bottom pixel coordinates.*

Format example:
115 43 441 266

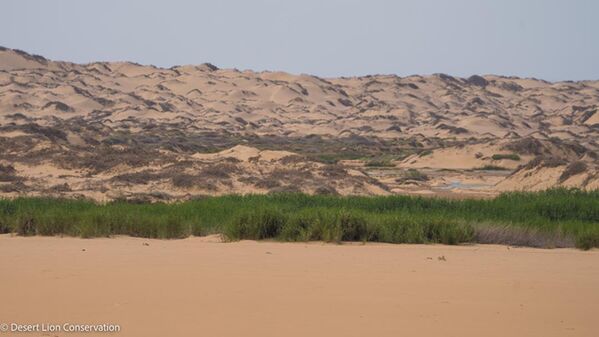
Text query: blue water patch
436 181 493 190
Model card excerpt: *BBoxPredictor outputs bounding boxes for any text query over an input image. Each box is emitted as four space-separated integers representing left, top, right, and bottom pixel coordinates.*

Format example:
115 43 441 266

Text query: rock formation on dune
0 47 597 200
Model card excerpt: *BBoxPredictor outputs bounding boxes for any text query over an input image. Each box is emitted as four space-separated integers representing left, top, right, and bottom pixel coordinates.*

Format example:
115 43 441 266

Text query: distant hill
0 47 597 200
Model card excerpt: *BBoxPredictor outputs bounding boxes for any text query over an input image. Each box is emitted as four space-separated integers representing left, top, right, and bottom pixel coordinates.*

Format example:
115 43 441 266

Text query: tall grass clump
575 230 599 250
224 207 287 240
222 207 474 245
0 188 597 249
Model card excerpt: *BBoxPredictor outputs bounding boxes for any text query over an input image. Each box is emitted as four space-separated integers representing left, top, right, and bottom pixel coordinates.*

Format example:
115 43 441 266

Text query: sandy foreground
1 235 598 337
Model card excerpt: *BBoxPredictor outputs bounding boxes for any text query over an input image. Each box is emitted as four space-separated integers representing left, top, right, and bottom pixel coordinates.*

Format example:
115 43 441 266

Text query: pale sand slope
1 236 598 337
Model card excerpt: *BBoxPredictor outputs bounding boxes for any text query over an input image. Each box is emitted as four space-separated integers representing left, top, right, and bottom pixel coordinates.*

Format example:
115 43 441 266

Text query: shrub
171 174 197 188
365 159 395 167
0 181 28 193
314 185 338 196
475 225 573 248
559 161 587 182
253 177 281 189
504 138 544 155
0 164 19 182
311 154 340 164
48 183 72 193
401 169 429 182
475 165 509 171
320 165 347 178
492 153 521 161
112 171 160 185
576 231 599 250
200 163 238 179
418 150 433 157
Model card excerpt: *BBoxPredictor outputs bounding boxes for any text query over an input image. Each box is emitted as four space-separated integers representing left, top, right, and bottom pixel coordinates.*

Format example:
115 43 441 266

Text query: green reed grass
0 189 597 249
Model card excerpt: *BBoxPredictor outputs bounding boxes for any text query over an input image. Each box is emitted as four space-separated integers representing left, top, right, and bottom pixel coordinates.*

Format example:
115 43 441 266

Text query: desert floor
1 235 598 337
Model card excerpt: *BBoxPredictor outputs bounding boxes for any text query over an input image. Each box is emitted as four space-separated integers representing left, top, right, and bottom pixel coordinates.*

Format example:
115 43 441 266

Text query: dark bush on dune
504 138 545 155
202 63 219 71
337 98 353 107
42 101 74 113
314 185 338 196
467 75 488 87
559 161 588 182
0 164 17 182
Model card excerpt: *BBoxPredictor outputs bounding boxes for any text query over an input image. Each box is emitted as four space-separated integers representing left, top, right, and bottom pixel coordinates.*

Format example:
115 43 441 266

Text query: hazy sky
1 0 598 81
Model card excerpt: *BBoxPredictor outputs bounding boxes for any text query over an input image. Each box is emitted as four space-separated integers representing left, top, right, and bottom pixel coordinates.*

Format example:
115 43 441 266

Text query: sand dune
2 47 597 141
0 47 597 199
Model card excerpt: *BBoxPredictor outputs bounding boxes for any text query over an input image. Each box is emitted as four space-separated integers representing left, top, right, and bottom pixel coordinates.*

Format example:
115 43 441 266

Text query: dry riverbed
1 235 598 337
